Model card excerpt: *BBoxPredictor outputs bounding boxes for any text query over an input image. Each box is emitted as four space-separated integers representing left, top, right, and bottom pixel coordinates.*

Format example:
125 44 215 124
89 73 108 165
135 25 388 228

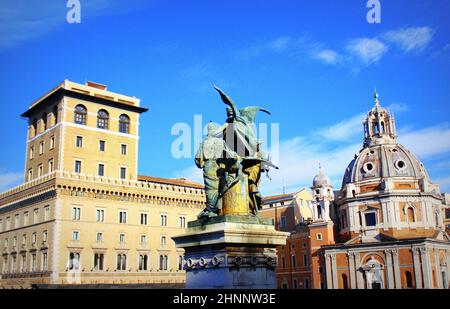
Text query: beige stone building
0 80 205 288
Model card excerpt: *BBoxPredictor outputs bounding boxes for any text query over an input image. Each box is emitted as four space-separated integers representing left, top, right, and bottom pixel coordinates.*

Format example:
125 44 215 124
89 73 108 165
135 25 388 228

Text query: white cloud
315 113 365 141
0 172 23 192
0 0 145 51
398 125 450 159
346 38 388 65
387 103 409 114
383 27 434 53
312 49 340 64
267 36 291 52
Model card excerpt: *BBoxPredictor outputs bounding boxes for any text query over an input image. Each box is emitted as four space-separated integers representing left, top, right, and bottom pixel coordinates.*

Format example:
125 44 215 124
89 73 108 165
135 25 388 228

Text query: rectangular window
121 144 127 155
159 255 168 271
94 253 104 271
304 278 310 290
22 234 27 246
39 141 44 155
72 207 81 220
291 254 296 268
28 169 33 181
280 216 286 228
72 231 79 241
119 211 127 224
0 219 2 232
98 164 105 177
43 230 48 242
49 136 55 149
160 214 168 227
15 214 20 228
120 167 126 179
119 233 126 243
74 160 82 173
140 235 147 245
24 212 29 226
38 164 43 177
76 136 83 148
96 209 105 222
31 254 37 272
96 232 103 242
31 233 37 245
33 209 39 224
179 216 186 228
99 140 105 152
42 252 48 271
303 254 308 266
48 159 54 173
161 236 167 245
44 206 50 221
139 254 148 271
281 256 286 268
20 255 26 272
69 253 80 270
293 279 298 289
4 238 8 249
365 212 377 226
30 146 34 159
6 217 11 230
116 254 126 270
140 213 148 225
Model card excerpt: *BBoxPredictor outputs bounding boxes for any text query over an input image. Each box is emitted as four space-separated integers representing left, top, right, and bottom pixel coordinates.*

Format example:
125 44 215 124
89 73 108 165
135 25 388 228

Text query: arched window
74 105 87 125
97 109 109 129
317 205 322 219
119 114 130 134
42 112 48 130
31 119 38 137
53 105 58 125
405 271 413 288
342 274 349 289
380 121 385 134
407 207 415 222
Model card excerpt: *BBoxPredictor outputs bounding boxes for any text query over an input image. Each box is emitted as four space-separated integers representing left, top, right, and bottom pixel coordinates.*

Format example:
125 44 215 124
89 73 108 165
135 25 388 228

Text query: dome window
363 162 374 173
392 148 398 153
395 160 406 170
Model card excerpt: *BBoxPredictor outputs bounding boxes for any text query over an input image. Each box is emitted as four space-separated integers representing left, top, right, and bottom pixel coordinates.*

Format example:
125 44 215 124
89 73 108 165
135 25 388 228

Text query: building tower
21 80 147 182
309 166 335 289
311 165 335 222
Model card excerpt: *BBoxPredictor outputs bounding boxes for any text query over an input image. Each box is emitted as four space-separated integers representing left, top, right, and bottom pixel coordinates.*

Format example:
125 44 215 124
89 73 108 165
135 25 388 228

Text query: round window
395 160 406 170
363 162 374 173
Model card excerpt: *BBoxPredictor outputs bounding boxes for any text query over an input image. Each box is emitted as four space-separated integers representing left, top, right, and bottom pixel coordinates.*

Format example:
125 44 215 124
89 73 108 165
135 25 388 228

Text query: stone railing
0 171 205 201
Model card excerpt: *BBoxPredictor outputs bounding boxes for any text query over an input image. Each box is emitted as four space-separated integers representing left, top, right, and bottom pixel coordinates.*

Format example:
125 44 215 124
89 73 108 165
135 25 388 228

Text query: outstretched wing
213 85 236 110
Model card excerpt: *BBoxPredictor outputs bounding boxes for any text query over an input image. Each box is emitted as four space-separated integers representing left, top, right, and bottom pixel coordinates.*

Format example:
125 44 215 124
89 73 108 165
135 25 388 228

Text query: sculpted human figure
195 122 237 218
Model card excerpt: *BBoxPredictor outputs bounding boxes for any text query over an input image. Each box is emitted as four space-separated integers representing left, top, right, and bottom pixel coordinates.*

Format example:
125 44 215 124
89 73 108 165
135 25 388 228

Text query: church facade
263 93 450 289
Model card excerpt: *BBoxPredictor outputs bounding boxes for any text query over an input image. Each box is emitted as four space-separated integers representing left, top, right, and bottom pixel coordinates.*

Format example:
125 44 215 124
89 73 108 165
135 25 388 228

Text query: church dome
341 92 430 188
341 143 429 187
313 168 332 188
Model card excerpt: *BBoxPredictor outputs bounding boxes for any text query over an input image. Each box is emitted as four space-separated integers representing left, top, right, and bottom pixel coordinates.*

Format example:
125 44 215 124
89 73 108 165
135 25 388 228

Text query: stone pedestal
172 215 289 289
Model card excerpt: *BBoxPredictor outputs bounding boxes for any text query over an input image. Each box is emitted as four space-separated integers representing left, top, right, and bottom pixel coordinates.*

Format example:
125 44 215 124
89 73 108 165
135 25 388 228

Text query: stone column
384 249 395 289
354 253 364 289
331 254 338 289
392 249 402 289
325 253 333 289
434 249 442 289
412 247 423 289
420 247 432 288
348 252 356 289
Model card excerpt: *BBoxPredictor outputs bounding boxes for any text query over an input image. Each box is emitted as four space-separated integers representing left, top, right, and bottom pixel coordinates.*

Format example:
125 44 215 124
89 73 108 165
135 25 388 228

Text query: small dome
313 169 331 188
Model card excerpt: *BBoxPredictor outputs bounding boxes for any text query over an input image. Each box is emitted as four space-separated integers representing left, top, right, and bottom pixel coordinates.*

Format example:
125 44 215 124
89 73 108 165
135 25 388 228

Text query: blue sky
0 0 449 195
